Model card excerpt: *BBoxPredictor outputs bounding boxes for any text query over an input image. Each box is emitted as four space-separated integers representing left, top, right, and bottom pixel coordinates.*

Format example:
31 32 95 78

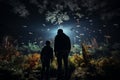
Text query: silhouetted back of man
54 29 71 80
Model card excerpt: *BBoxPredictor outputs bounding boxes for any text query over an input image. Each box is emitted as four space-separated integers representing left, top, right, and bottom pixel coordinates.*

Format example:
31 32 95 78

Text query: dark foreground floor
0 67 120 80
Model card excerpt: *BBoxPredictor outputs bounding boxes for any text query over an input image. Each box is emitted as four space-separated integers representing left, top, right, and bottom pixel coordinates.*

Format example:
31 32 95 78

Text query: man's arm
54 36 58 57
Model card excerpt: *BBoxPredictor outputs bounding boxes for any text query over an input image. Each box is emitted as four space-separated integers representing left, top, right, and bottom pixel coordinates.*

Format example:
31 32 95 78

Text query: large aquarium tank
0 0 120 80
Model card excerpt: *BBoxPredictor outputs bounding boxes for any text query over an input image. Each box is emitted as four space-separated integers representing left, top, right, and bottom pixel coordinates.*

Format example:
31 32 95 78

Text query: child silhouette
41 40 53 80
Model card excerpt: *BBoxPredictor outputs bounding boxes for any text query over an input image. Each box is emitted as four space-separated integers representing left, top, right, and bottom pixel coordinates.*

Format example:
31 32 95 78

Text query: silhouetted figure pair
41 40 53 80
54 29 71 80
41 29 71 80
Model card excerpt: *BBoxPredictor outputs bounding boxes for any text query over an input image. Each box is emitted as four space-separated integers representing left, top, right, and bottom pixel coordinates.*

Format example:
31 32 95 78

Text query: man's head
57 29 63 35
45 40 50 46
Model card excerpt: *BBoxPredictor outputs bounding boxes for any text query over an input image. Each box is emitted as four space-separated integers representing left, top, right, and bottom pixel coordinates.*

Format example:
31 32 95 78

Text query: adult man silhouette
54 29 71 80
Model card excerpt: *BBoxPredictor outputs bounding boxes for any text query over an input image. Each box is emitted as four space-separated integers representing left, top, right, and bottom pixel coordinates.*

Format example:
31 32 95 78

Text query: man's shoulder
42 46 46 50
55 35 58 38
64 34 70 39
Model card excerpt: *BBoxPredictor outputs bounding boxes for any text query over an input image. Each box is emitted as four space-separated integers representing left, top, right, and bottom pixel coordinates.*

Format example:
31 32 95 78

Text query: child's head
45 40 50 46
